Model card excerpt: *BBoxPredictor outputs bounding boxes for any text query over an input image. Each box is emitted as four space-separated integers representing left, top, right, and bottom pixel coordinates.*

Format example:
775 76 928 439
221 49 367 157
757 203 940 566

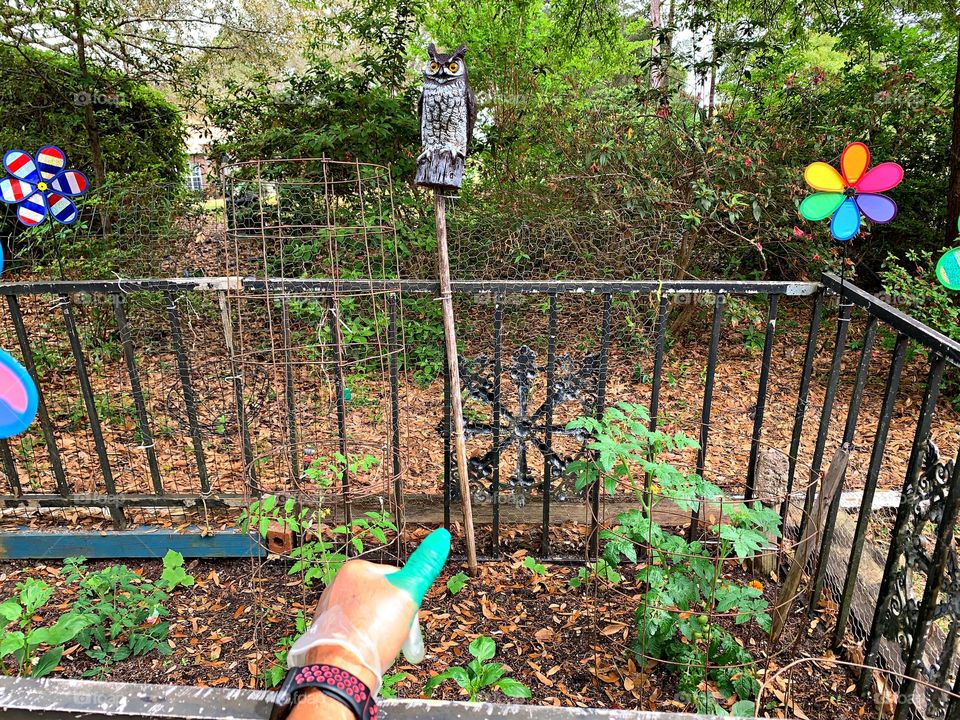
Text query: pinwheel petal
3 150 39 183
50 170 88 197
46 193 78 224
936 247 960 291
0 178 34 204
804 162 845 192
855 193 897 224
16 192 47 226
855 162 904 193
830 197 861 241
799 192 845 221
0 348 39 439
36 145 67 180
841 142 870 185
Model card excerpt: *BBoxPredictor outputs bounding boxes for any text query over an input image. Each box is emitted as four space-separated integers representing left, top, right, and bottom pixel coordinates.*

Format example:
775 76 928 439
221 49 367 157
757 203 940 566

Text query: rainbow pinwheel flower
799 142 904 242
0 146 88 226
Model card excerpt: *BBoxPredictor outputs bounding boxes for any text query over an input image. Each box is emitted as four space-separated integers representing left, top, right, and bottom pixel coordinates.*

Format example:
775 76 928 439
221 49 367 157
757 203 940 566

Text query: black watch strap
270 664 378 720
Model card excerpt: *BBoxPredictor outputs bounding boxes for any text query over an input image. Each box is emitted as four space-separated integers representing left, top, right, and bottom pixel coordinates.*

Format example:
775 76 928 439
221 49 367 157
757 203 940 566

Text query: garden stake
415 42 479 573
433 191 478 574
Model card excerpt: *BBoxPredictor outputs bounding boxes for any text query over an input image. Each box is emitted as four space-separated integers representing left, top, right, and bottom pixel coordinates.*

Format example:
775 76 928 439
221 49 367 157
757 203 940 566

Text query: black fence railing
0 273 958 720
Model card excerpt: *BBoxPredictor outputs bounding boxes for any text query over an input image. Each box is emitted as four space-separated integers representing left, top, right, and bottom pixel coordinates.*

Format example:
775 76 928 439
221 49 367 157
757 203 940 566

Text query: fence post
809 315 878 608
491 294 503 557
218 291 258 494
61 295 126 529
165 291 210 496
798 299 852 543
588 293 613 559
745 293 779 499
327 297 352 536
388 293 403 530
6 295 68 495
781 291 824 536
688 293 724 540
832 333 908 648
858 355 947 695
111 294 163 496
541 293 558 557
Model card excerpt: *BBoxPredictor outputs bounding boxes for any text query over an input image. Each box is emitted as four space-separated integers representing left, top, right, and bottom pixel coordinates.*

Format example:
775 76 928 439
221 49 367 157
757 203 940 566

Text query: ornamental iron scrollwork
879 440 960 720
441 345 600 507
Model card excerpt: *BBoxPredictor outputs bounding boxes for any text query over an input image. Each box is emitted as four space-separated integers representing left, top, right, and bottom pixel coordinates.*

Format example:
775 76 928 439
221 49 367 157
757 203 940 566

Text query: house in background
185 125 223 194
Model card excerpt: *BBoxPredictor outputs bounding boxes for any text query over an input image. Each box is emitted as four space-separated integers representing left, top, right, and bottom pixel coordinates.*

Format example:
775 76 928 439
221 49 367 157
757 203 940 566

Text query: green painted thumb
386 528 451 606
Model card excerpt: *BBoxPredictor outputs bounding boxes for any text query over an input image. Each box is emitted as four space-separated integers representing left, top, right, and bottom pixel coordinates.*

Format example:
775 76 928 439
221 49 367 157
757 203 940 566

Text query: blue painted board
0 526 265 559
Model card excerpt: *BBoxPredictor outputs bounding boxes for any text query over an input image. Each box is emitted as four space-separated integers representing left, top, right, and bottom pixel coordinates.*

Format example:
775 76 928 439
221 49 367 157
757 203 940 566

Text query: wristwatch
270 664 378 720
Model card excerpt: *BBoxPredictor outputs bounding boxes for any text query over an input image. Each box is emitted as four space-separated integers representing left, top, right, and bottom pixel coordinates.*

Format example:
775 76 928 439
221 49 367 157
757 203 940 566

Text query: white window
187 163 204 191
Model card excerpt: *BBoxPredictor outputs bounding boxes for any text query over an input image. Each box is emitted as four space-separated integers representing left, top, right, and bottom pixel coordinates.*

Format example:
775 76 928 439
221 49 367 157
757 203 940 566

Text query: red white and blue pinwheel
799 142 903 242
0 146 87 226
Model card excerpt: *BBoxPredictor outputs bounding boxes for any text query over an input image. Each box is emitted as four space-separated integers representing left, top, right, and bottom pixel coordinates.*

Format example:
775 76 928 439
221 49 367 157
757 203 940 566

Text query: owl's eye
429 61 440 72
447 62 460 73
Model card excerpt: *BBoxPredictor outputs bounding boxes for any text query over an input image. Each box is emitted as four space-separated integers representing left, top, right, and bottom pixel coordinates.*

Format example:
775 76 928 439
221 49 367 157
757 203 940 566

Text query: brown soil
0 526 872 720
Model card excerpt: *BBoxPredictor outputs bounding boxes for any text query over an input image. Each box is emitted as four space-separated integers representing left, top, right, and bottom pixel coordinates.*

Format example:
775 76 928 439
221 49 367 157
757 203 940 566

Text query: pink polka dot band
269 663 378 720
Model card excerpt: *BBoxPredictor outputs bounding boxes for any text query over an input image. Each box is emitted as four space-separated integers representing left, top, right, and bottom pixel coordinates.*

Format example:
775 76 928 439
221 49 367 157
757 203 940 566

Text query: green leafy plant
566 402 708 499
379 671 409 699
260 611 310 688
569 402 780 716
424 636 531 701
240 453 396 587
62 551 194 677
522 555 547 576
446 571 469 595
0 579 90 677
568 558 621 588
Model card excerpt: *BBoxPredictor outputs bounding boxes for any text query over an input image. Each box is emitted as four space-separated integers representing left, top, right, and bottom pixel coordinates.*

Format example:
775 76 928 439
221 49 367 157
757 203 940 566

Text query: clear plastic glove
287 528 451 694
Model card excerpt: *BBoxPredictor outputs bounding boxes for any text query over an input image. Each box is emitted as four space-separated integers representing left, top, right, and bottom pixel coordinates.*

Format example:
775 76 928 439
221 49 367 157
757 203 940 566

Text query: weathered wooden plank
0 493 738 559
0 676 731 720
0 527 265 559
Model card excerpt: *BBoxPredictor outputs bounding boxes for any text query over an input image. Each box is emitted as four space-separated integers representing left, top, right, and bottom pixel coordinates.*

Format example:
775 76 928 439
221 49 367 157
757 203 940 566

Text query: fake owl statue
415 43 476 192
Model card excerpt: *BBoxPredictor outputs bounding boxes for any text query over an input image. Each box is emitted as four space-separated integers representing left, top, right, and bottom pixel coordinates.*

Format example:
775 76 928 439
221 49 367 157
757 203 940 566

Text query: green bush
62 551 195 678
0 579 89 678
569 401 779 716
0 45 189 276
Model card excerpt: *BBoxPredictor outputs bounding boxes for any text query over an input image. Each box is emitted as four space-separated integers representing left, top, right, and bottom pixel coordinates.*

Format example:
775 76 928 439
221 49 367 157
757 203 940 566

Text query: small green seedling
522 556 547 576
446 572 469 595
424 636 531 701
0 578 90 678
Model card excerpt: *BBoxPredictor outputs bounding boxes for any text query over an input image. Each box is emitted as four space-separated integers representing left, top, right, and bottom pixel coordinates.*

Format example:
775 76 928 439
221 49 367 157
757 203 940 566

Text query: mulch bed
0 525 872 720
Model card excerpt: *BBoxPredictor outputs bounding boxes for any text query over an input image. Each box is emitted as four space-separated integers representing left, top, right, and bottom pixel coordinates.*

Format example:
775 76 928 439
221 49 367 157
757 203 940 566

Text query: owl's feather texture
419 44 474 158
416 43 474 190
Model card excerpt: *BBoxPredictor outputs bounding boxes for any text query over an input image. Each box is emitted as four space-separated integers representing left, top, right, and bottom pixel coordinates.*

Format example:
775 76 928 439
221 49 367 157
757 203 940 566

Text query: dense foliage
569 402 780 715
0 46 186 187
202 0 958 292
0 45 189 273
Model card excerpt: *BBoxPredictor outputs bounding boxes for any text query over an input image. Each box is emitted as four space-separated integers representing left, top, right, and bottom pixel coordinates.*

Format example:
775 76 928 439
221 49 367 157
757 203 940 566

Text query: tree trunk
650 0 665 95
73 0 111 234
946 25 960 246
707 19 719 121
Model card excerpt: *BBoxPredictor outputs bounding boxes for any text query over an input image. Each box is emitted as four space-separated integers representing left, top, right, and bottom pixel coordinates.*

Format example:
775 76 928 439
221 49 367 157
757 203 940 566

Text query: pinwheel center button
36 181 47 191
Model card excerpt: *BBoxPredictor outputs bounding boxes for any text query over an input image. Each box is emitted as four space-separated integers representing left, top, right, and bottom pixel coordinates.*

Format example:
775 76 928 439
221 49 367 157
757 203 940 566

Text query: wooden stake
770 444 849 642
434 191 478 574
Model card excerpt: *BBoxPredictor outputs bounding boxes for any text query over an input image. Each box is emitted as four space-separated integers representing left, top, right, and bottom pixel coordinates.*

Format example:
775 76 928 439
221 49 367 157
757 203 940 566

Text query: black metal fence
0 273 958 719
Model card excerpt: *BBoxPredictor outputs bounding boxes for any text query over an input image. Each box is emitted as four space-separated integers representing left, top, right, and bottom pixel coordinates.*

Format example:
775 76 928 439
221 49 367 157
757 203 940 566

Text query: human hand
287 528 451 694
